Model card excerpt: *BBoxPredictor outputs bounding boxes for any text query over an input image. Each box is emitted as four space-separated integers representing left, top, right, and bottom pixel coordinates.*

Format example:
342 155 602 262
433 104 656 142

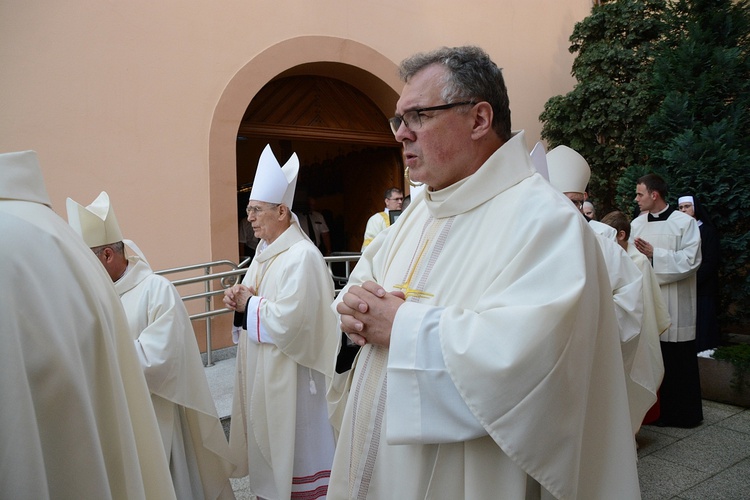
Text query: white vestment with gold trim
229 223 339 500
328 132 640 500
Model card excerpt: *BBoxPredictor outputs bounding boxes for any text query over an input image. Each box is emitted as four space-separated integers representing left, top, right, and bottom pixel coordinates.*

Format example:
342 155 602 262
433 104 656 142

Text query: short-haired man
361 187 403 250
632 173 703 428
67 192 236 499
329 46 639 499
223 145 339 499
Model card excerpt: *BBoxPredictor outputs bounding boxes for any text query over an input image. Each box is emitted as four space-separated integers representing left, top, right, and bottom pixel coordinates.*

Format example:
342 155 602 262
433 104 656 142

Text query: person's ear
470 102 494 139
100 247 112 263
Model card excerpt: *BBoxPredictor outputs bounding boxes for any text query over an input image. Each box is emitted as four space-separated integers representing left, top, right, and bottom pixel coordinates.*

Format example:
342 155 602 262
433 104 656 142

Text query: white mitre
0 150 51 206
249 144 299 208
546 145 590 194
66 191 124 248
529 142 549 181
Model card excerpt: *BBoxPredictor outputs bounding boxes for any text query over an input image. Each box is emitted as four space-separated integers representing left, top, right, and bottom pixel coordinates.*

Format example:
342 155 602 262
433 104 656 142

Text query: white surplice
0 151 175 500
116 253 237 499
328 132 640 500
229 223 339 500
630 209 701 342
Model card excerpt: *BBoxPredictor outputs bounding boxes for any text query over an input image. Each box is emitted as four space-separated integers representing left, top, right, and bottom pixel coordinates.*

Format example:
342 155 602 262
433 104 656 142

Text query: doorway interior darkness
236 75 404 252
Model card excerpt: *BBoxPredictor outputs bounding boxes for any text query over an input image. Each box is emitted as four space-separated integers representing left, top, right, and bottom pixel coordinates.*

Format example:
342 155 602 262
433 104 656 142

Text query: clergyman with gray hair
327 46 640 499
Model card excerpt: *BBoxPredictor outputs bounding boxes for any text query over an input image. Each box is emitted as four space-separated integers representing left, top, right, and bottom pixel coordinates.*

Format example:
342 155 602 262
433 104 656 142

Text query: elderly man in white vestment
632 173 703 428
0 150 176 499
328 46 640 500
546 145 665 435
67 192 237 500
223 145 339 500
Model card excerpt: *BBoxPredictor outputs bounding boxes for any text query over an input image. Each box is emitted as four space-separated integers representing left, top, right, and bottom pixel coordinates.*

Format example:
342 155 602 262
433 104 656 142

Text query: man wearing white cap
632 173 703 428
223 144 338 500
546 145 617 240
67 192 237 499
546 146 644 342
546 145 664 434
0 150 175 499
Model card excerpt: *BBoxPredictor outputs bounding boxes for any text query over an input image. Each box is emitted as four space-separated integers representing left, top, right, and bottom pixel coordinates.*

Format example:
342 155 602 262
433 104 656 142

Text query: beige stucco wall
1 0 592 271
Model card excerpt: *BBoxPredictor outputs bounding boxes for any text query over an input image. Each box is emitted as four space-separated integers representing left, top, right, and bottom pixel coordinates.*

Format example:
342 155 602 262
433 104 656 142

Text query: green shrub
712 344 750 394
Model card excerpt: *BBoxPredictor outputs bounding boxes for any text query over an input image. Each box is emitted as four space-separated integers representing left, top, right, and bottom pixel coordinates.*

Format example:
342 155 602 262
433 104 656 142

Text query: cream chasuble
1 201 175 500
328 132 640 500
630 210 701 342
116 254 237 499
229 223 339 500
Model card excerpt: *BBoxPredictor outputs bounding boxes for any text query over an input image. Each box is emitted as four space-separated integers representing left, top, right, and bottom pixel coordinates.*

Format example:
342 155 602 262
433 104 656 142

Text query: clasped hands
223 284 256 313
337 281 405 348
634 237 654 259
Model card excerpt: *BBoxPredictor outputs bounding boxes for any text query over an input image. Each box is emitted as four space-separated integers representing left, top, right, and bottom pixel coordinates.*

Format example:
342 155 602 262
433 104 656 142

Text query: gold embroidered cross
393 239 434 300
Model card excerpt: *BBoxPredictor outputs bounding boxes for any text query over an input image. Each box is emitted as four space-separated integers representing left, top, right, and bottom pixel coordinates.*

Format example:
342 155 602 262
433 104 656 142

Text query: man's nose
394 124 415 142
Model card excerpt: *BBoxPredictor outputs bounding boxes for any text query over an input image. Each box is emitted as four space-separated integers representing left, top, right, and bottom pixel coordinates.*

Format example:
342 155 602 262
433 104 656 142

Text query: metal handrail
155 258 250 366
155 253 359 366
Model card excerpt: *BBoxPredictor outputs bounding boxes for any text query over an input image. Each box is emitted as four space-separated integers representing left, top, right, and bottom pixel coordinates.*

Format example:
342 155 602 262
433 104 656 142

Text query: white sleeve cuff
245 295 275 345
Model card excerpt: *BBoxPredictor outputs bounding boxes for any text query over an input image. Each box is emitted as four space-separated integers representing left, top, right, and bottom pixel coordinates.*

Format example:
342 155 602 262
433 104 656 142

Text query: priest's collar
647 204 675 222
255 222 298 262
425 176 469 204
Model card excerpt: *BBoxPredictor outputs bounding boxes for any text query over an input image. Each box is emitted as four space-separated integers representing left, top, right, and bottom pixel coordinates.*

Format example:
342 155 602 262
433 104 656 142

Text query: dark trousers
659 340 704 427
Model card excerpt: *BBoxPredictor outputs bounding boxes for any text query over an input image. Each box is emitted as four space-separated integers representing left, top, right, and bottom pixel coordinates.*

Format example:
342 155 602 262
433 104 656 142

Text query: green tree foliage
540 0 668 214
625 0 750 325
545 0 750 328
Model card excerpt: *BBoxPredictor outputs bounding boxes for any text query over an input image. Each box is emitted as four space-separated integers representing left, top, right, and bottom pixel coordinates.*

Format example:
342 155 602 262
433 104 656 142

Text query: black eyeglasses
388 101 476 135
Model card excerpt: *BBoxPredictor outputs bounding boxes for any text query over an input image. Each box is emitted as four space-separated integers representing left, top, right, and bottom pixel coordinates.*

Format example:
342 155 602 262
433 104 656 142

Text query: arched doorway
236 74 402 252
208 37 403 260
